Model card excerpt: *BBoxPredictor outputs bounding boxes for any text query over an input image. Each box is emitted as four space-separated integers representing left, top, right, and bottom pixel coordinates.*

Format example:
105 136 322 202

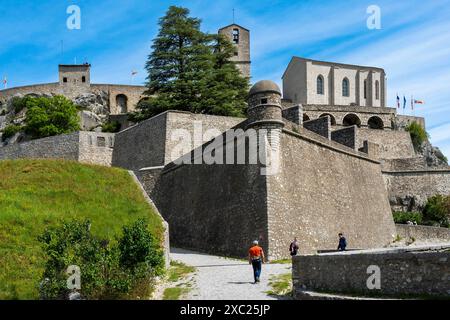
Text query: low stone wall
396 224 450 243
129 171 170 269
331 125 357 150
0 132 79 161
281 105 302 125
383 169 450 210
78 132 115 166
293 245 450 298
303 116 330 139
357 128 415 160
0 131 115 166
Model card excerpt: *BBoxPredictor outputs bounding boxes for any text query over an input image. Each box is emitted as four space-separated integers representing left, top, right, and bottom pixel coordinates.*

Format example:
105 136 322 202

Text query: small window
260 98 268 104
63 77 68 83
316 75 324 95
82 76 86 83
232 28 239 44
97 137 106 147
342 78 350 97
234 50 239 56
375 81 379 100
364 80 367 99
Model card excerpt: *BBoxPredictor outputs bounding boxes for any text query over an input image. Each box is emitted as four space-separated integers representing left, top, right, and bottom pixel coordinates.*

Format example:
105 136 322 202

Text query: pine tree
132 6 249 121
198 34 249 117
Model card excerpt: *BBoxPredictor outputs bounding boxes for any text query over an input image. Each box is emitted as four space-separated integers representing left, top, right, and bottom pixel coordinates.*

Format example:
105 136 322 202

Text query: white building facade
282 57 386 108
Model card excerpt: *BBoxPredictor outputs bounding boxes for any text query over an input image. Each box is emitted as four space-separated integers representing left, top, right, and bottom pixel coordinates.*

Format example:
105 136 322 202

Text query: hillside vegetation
0 159 164 299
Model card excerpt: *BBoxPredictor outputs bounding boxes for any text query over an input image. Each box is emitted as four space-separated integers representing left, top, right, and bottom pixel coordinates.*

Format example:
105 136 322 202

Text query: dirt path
170 248 292 300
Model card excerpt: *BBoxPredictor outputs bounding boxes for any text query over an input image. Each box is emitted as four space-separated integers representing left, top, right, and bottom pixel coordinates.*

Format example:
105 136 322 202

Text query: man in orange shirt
248 240 265 284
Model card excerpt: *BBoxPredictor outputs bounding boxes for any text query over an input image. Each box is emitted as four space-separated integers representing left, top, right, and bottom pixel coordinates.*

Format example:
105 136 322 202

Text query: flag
403 95 406 109
414 100 425 104
396 94 400 108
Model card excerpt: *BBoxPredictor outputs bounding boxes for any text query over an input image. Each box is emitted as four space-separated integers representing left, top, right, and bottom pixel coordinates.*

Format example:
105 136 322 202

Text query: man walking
289 237 299 256
337 233 347 251
248 240 265 284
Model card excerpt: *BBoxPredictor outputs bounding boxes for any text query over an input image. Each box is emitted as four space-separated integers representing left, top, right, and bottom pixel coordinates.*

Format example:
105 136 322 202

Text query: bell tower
218 24 251 79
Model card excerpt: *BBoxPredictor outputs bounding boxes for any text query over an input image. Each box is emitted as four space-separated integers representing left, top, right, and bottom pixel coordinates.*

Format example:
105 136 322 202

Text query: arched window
375 80 380 100
317 75 324 95
319 113 336 125
364 80 367 99
116 94 128 114
368 116 384 129
342 78 350 97
342 113 361 127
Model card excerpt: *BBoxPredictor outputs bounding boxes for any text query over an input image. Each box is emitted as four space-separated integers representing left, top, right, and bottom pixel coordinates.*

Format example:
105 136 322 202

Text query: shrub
392 211 423 225
24 95 80 139
423 195 450 227
11 96 31 114
0 109 6 116
101 121 121 133
38 219 164 300
405 121 429 151
1 124 22 141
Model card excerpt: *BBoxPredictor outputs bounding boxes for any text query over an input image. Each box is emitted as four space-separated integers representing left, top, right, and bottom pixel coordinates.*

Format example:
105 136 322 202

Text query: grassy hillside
0 159 164 299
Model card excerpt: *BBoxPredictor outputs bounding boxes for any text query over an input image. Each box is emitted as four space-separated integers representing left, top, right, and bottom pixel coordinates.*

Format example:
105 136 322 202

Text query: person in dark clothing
337 233 347 251
289 237 299 256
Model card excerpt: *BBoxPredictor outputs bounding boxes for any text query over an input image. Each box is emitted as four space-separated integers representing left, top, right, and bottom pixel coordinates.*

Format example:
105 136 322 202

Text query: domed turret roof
249 80 281 96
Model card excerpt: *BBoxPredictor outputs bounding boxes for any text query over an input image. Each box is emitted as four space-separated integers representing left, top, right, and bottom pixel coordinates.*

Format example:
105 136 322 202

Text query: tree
198 34 249 117
131 6 249 121
24 95 80 139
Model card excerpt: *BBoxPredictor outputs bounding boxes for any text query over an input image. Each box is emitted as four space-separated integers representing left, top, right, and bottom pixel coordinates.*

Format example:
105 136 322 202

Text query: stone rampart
396 224 450 243
292 245 450 298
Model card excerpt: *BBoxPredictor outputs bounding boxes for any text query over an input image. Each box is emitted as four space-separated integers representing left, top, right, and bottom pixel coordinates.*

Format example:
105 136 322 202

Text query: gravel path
170 248 292 300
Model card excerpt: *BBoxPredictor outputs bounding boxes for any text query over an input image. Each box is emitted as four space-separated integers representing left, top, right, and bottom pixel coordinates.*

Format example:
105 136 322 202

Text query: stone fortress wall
112 110 244 171
266 125 396 257
292 245 450 298
0 65 146 115
0 131 115 166
136 81 398 259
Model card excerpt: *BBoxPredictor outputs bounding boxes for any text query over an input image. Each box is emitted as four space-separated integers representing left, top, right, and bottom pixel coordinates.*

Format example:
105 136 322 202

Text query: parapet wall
383 169 450 209
396 224 450 243
112 111 244 171
0 131 115 166
0 133 79 161
357 128 415 159
292 246 450 298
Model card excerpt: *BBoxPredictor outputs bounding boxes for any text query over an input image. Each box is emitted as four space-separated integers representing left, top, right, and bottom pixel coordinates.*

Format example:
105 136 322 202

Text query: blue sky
1 0 450 157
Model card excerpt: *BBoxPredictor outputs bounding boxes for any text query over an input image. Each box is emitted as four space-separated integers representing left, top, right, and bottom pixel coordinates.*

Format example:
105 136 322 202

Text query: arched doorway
342 113 361 127
303 114 310 122
116 94 128 114
319 113 337 126
368 116 384 130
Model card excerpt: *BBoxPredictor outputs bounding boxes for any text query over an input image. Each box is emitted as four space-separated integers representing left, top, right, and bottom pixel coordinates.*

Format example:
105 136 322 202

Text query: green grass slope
0 159 164 299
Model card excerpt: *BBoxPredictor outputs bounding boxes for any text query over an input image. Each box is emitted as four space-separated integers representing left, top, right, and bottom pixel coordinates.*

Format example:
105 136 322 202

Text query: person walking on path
337 233 347 251
248 240 265 284
289 237 299 256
